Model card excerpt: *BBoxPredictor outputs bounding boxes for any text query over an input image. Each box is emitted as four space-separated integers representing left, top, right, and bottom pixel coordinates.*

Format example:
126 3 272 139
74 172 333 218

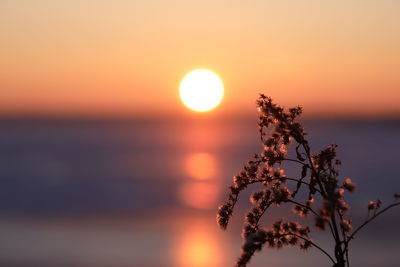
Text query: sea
0 117 399 267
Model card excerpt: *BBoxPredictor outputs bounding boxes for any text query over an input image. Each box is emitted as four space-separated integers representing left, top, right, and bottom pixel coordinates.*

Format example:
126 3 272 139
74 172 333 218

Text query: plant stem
337 212 350 267
331 212 345 265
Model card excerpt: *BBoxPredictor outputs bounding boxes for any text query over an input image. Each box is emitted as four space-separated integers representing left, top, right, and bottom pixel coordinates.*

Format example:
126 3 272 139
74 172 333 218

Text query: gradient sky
1 0 400 118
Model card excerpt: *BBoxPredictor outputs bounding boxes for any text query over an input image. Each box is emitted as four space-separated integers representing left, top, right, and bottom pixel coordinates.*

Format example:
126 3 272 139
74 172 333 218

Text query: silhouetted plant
217 94 400 267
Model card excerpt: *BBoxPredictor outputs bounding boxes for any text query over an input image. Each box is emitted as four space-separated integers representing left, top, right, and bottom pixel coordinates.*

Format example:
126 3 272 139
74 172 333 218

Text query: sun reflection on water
179 152 220 209
185 152 216 180
178 181 219 209
172 217 225 267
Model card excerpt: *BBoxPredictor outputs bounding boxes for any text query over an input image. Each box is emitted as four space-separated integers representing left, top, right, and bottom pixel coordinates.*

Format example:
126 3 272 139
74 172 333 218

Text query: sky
1 0 400 118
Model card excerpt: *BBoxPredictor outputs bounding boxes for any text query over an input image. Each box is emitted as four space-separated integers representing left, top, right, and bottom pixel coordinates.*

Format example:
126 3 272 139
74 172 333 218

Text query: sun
179 69 224 112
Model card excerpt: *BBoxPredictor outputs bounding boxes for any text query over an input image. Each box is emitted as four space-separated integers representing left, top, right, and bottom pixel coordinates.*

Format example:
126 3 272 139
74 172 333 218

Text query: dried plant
217 94 400 267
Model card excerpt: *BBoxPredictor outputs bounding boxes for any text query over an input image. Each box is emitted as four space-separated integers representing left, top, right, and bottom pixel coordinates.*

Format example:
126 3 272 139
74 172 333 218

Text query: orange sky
1 0 400 118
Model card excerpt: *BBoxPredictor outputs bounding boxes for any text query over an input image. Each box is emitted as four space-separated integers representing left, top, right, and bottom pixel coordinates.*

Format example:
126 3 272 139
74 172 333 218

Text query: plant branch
301 142 328 198
282 158 308 166
287 200 318 216
253 177 323 194
347 202 400 245
289 233 336 264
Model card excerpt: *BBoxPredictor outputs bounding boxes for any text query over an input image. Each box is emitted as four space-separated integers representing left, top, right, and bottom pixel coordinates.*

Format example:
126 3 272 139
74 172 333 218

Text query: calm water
0 118 399 267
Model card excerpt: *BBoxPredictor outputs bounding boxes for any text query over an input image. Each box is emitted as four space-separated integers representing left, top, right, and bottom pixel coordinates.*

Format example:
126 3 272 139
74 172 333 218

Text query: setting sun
179 69 224 112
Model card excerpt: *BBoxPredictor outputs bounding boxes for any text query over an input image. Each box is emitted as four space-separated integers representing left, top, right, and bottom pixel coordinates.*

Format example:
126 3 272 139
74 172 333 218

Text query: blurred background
1 1 400 266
